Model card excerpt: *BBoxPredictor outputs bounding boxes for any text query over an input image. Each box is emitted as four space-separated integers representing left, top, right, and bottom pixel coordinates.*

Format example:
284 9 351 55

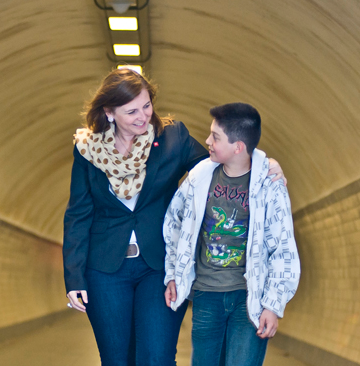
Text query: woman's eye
144 103 151 109
128 110 136 114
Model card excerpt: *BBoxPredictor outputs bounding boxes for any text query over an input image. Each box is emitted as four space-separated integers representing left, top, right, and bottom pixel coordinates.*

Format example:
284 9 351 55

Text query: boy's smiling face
205 119 237 164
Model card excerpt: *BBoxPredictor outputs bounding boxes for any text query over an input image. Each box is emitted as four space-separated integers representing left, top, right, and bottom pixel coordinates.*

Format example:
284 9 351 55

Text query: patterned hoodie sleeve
260 180 301 318
163 177 190 286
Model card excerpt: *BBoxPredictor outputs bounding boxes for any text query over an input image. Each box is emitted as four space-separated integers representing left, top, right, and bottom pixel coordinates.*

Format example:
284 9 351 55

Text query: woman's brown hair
83 68 172 136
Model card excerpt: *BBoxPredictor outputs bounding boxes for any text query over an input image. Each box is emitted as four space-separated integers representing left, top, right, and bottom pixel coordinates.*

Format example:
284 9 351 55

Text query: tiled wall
0 220 67 329
277 180 360 364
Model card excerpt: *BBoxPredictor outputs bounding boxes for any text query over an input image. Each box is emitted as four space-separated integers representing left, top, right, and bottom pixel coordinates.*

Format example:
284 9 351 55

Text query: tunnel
0 0 359 365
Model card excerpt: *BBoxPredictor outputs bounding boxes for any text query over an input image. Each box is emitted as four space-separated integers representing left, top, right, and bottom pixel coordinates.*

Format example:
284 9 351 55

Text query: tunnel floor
0 308 310 366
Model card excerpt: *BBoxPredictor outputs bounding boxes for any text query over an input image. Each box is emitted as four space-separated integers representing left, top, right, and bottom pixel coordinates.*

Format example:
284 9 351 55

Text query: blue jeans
192 290 267 366
85 255 188 366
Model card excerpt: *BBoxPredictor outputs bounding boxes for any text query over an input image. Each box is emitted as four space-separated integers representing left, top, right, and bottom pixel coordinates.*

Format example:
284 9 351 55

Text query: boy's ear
234 141 246 154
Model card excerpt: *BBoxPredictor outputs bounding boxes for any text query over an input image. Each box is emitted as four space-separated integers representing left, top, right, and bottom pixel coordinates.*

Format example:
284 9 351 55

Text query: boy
163 103 300 366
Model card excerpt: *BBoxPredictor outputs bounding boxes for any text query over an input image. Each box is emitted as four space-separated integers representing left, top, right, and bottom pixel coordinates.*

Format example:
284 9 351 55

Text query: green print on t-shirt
204 207 247 267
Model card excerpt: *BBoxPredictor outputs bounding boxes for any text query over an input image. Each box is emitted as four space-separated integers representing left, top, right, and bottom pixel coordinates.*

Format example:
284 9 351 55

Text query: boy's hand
165 280 177 307
256 309 278 338
268 158 287 186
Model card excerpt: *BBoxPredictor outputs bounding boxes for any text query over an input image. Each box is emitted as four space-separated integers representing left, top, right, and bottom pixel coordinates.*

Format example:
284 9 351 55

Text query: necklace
222 165 251 178
120 140 132 158
115 132 132 158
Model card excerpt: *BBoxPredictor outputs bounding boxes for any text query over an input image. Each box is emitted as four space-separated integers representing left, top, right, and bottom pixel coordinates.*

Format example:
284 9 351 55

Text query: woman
63 68 285 366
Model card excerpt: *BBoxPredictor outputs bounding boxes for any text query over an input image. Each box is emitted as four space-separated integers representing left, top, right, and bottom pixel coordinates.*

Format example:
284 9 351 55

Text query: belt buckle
126 242 140 258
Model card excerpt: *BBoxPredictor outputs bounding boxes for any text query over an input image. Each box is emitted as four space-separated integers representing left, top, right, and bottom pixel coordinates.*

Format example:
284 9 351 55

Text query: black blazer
63 121 208 293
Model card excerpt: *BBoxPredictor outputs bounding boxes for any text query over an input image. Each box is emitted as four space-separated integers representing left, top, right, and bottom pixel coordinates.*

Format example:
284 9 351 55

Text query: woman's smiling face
106 88 153 138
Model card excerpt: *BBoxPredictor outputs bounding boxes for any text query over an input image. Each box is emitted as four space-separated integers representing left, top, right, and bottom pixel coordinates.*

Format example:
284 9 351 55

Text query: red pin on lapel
153 142 159 147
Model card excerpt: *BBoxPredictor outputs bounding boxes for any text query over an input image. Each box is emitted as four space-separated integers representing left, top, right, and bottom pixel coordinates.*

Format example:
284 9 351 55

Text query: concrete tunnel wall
0 0 111 339
0 0 360 365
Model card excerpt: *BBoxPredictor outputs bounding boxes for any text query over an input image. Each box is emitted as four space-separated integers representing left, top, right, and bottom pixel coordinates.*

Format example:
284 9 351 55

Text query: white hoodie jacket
163 149 300 328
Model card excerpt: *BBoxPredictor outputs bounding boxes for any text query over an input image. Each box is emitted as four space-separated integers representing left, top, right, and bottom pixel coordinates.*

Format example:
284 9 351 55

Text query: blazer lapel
135 139 162 210
95 168 132 211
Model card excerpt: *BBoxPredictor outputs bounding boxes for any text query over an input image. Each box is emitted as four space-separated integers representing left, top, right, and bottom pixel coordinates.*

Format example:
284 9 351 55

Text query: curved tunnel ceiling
0 0 359 243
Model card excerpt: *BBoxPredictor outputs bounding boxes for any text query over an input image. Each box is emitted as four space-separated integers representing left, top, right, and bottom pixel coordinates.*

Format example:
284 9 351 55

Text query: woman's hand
164 280 177 307
67 290 88 313
268 158 287 186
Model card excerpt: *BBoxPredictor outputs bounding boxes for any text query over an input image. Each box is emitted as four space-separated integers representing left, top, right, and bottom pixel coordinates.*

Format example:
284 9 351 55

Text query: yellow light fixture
113 44 140 56
108 17 138 31
117 65 143 74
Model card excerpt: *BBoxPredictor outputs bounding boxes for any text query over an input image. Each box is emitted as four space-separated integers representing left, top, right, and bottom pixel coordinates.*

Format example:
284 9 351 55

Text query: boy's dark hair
210 102 261 154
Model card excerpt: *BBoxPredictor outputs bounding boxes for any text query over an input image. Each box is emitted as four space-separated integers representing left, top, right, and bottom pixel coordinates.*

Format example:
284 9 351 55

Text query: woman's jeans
192 290 268 366
85 255 188 366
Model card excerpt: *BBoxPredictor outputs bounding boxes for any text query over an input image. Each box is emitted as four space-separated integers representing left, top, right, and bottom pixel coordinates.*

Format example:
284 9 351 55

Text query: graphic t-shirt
192 165 250 292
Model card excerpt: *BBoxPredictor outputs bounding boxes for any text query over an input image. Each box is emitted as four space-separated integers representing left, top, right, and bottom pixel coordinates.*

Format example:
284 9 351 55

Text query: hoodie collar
188 148 268 195
188 158 219 187
249 149 269 198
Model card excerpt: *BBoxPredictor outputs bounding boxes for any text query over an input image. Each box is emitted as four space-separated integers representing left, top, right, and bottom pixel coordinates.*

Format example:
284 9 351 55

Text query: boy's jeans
192 289 268 366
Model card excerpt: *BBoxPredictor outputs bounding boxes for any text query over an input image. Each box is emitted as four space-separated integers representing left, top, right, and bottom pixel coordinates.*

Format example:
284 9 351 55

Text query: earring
108 116 114 123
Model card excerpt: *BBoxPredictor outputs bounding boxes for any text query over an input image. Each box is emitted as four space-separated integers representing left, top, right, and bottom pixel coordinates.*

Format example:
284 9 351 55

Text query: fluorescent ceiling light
117 65 143 74
113 44 140 56
109 17 138 30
